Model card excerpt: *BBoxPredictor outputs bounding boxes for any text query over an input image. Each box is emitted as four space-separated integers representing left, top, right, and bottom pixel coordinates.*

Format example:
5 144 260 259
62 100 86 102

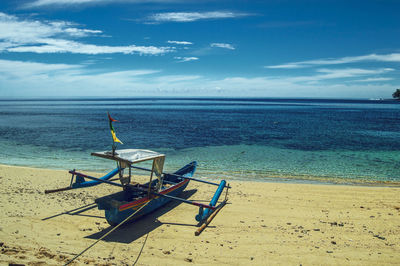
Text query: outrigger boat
45 113 229 236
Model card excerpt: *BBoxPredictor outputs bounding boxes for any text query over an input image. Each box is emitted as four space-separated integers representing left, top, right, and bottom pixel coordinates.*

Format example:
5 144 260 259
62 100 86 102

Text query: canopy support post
147 160 156 197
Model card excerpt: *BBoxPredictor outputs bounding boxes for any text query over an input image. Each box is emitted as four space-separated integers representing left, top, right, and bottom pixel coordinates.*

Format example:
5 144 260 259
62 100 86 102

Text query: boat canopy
91 149 165 165
92 149 166 187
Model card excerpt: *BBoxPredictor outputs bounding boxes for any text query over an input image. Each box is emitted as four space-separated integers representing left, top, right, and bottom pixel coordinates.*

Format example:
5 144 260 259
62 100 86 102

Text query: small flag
108 112 123 144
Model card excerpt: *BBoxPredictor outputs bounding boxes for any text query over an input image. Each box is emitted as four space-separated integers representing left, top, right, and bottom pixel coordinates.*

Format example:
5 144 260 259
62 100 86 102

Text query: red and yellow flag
108 112 123 144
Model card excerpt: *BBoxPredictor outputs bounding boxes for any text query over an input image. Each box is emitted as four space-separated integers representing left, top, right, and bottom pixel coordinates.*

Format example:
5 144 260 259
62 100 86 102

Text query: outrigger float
45 113 229 237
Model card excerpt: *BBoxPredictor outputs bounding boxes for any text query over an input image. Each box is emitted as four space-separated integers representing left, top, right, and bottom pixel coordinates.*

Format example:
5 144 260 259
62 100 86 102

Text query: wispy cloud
0 58 163 95
0 58 206 96
146 11 249 23
167 40 193 45
0 12 172 55
153 75 201 82
210 43 235 50
0 59 81 77
286 68 395 85
8 39 173 54
0 59 396 98
22 0 186 9
310 67 394 80
0 59 159 78
23 0 98 8
353 77 394 83
266 53 400 69
174 56 199 62
0 12 102 43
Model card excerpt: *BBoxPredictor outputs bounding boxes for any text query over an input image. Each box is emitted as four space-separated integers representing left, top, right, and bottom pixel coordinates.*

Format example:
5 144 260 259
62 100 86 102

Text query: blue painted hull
95 161 197 226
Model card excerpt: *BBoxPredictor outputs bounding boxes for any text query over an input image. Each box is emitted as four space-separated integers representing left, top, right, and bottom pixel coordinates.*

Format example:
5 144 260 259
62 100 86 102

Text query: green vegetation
392 89 400 99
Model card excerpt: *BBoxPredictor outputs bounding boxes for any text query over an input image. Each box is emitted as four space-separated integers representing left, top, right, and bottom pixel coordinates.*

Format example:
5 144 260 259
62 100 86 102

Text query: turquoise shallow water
0 98 399 184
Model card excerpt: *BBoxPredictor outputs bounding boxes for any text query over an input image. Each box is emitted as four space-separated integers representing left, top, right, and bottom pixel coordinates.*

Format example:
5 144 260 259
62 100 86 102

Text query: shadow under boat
85 189 206 244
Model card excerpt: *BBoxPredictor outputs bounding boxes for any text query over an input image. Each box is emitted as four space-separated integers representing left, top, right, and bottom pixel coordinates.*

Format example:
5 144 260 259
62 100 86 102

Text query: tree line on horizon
392 89 400 99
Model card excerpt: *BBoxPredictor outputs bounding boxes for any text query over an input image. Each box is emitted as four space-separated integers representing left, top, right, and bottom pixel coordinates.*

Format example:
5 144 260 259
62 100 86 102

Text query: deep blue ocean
1 98 399 184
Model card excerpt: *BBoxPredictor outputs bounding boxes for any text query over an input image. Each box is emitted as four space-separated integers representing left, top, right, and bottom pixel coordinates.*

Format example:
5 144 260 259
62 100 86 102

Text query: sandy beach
0 164 399 265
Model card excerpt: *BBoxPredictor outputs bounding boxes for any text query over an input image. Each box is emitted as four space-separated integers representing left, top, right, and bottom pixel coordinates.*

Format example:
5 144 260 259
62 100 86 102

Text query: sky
0 0 399 98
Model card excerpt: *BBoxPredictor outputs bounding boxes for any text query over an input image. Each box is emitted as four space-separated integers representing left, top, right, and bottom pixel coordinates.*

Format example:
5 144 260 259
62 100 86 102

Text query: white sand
0 164 399 265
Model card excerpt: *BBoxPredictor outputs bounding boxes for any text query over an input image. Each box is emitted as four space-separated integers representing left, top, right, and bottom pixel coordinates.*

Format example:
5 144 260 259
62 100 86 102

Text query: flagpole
108 112 123 156
112 140 116 156
108 112 116 156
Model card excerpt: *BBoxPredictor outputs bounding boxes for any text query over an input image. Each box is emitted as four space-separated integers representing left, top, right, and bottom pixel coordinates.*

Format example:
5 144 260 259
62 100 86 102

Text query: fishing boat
89 149 197 226
45 113 229 234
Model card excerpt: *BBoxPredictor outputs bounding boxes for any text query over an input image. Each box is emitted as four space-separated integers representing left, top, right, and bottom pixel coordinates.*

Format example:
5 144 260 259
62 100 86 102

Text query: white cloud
315 67 394 79
0 12 172 55
153 75 201 83
266 53 400 69
201 76 397 98
146 11 248 23
284 68 395 84
0 59 81 78
0 59 396 98
210 43 235 50
63 27 103 37
174 56 199 62
24 0 100 8
0 13 102 44
8 38 173 54
167 40 193 45
23 0 185 8
0 58 164 96
353 77 394 82
89 69 160 78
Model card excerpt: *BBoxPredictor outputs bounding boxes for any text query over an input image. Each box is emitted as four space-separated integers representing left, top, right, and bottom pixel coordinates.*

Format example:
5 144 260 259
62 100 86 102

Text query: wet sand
0 164 399 265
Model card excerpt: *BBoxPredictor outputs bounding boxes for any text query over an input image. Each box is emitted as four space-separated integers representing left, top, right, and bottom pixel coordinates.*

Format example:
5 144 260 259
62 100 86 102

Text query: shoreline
0 164 399 265
1 163 399 188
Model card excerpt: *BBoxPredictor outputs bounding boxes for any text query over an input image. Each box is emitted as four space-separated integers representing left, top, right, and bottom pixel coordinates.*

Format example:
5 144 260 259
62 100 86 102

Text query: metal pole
67 173 123 188
147 160 155 197
132 186 216 210
130 165 231 188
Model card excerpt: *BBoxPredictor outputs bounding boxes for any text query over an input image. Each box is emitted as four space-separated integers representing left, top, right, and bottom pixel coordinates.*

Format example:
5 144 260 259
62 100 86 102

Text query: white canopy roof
91 149 165 164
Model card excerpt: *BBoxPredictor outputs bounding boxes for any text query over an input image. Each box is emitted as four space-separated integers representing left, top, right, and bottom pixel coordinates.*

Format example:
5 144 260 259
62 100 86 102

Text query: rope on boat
64 200 152 265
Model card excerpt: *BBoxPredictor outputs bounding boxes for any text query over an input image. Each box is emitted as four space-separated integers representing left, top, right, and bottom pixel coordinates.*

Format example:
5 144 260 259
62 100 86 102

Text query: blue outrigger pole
48 169 218 211
195 180 227 222
44 168 122 194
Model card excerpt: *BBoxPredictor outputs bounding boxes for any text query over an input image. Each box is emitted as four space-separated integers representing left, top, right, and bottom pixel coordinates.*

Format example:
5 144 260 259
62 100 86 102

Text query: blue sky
0 0 399 98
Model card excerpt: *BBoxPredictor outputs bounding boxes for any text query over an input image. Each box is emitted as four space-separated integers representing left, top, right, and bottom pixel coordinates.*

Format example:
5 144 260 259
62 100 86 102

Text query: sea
1 98 399 185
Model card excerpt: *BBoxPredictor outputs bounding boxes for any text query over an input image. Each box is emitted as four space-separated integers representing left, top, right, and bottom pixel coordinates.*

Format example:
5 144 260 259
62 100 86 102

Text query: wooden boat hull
95 161 197 226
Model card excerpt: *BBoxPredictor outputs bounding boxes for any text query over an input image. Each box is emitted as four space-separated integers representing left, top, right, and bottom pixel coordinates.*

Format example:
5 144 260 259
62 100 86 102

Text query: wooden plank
195 200 227 236
44 186 73 194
